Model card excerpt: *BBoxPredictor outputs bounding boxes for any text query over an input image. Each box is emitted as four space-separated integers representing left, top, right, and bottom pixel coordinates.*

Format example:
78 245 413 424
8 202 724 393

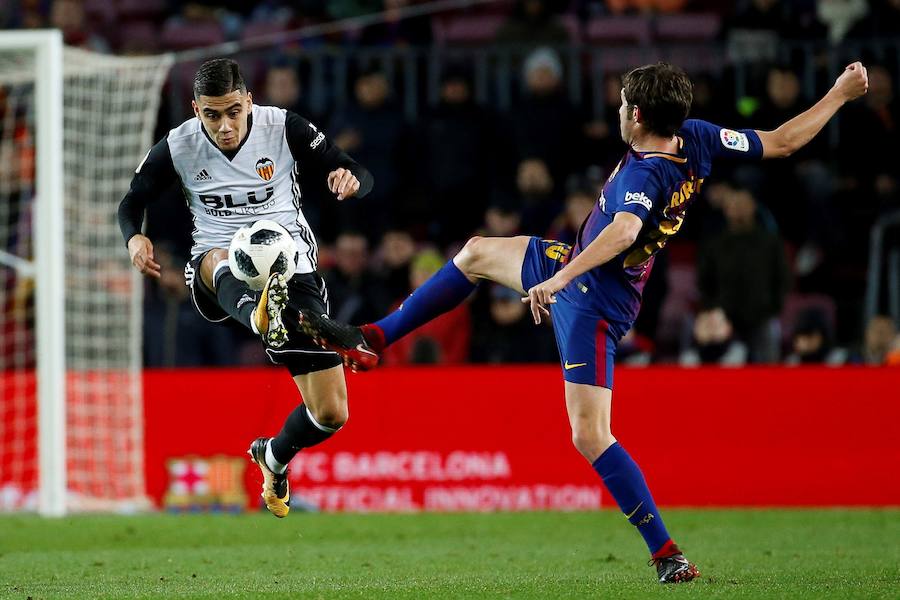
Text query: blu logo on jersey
199 187 275 209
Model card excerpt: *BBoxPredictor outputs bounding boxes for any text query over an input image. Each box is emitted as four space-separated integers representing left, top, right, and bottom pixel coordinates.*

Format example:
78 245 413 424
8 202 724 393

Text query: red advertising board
143 366 900 511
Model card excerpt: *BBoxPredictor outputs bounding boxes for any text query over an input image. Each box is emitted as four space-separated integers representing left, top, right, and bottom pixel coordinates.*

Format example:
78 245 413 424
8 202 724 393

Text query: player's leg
197 248 289 346
268 365 348 471
368 235 532 345
298 236 533 369
248 365 347 519
566 382 698 583
249 274 347 518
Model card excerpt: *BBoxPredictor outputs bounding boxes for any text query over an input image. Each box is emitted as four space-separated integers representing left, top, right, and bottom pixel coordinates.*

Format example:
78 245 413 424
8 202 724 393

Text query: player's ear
191 100 200 118
245 91 253 109
632 105 641 124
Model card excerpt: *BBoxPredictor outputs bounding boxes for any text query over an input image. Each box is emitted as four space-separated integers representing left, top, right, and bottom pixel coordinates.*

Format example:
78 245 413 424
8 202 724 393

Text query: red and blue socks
367 260 476 348
592 442 674 556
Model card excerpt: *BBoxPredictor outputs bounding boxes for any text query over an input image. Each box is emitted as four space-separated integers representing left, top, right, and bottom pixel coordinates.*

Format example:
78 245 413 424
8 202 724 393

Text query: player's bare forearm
558 218 639 283
757 61 868 159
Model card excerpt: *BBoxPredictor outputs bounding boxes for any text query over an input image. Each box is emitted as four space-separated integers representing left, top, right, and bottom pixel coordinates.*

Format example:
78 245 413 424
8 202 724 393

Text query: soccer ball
228 220 298 290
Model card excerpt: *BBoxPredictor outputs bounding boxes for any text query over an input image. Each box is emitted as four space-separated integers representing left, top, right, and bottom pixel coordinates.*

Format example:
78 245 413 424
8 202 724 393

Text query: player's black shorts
185 252 342 376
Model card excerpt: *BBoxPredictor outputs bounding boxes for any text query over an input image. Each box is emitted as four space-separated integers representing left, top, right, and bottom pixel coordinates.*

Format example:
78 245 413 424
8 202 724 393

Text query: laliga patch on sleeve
720 128 750 152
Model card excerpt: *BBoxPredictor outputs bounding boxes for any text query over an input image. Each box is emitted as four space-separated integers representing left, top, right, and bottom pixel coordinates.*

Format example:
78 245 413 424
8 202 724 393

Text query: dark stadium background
6 0 898 368
1 3 899 597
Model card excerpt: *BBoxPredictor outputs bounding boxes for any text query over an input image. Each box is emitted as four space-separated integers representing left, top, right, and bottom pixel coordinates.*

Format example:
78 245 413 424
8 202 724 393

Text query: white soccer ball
228 220 298 290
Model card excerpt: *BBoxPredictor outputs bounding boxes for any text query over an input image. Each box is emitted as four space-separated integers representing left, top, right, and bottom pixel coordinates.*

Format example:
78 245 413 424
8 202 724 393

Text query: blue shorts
520 237 618 389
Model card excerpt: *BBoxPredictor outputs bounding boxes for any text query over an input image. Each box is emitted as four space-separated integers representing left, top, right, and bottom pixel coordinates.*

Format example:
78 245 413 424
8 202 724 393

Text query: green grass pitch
1 509 897 599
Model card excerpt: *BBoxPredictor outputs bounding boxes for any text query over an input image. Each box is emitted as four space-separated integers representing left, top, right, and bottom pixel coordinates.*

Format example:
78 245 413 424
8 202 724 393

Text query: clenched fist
327 168 360 201
832 62 869 103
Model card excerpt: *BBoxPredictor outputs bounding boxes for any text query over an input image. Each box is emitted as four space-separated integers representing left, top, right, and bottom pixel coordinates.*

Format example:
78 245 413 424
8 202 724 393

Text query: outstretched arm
756 61 869 159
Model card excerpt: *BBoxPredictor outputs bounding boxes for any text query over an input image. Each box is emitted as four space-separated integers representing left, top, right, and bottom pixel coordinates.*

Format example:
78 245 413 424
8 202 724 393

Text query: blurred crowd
4 0 900 367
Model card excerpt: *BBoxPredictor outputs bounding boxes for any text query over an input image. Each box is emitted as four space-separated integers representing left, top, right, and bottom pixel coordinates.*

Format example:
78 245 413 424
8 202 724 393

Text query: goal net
0 35 172 513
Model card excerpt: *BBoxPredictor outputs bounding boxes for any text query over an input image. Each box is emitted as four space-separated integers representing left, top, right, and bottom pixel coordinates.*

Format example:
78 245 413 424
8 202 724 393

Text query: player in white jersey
118 58 373 518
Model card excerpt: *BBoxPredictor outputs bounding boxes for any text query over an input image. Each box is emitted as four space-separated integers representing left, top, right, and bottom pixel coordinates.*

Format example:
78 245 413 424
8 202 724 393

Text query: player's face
192 90 253 151
618 88 634 143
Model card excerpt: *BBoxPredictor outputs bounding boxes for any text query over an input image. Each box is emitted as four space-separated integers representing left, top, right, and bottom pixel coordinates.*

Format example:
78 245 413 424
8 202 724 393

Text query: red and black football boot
650 547 700 584
297 309 381 372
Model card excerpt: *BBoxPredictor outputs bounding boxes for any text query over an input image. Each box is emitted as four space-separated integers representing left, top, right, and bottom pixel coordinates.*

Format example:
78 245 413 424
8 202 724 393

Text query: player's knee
200 248 228 289
307 398 348 429
570 425 614 462
454 236 485 275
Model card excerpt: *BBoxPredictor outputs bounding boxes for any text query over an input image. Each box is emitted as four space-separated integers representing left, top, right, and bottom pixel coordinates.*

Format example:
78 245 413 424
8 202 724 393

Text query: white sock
265 438 287 474
212 260 231 287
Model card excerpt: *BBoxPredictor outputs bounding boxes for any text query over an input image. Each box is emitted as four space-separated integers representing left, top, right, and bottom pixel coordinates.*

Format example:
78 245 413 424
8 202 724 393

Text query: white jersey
167 105 317 272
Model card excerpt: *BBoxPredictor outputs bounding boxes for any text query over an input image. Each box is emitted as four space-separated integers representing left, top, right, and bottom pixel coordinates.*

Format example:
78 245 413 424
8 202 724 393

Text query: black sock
214 269 256 331
270 404 339 465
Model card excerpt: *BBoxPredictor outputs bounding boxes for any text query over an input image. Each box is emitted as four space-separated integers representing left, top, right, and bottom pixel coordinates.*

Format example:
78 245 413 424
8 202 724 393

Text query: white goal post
0 30 66 516
0 31 172 515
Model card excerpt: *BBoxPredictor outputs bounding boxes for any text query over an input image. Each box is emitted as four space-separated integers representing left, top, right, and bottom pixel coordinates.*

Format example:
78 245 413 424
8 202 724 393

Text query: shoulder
165 118 206 157
167 116 203 142
251 104 288 128
620 159 665 188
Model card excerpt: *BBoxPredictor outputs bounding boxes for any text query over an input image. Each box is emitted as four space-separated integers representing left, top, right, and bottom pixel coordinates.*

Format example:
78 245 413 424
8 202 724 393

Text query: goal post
0 30 65 516
0 32 172 515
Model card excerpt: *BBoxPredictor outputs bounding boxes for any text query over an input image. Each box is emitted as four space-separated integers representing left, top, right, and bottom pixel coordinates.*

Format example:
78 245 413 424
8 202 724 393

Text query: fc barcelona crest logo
256 157 275 181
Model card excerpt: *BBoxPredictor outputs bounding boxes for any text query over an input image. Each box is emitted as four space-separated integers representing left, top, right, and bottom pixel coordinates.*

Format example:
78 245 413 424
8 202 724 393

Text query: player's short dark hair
622 62 693 138
193 58 246 99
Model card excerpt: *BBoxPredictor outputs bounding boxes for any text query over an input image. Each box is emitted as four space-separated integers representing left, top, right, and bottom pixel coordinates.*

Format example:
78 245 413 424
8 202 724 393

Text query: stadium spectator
697 186 790 363
582 73 628 173
509 47 584 187
784 307 847 365
855 314 898 365
262 58 316 122
546 180 595 246
374 228 416 305
50 0 109 52
328 67 406 238
171 0 253 38
679 307 748 366
495 0 571 46
481 202 522 239
470 284 557 363
516 158 561 236
817 0 869 43
840 65 899 188
415 65 501 246
749 65 831 243
381 249 471 365
322 232 390 325
885 333 900 366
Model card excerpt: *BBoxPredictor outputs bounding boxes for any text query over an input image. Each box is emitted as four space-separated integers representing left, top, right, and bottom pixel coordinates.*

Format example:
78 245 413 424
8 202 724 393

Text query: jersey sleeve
284 111 374 199
117 137 177 246
613 165 665 223
682 119 763 161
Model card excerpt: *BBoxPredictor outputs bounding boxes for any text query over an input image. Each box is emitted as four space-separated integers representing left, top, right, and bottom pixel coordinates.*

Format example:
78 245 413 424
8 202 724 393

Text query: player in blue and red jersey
299 62 869 583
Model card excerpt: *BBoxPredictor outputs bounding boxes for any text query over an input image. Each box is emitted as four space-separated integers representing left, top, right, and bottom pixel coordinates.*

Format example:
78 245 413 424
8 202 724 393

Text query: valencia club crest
256 157 275 181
